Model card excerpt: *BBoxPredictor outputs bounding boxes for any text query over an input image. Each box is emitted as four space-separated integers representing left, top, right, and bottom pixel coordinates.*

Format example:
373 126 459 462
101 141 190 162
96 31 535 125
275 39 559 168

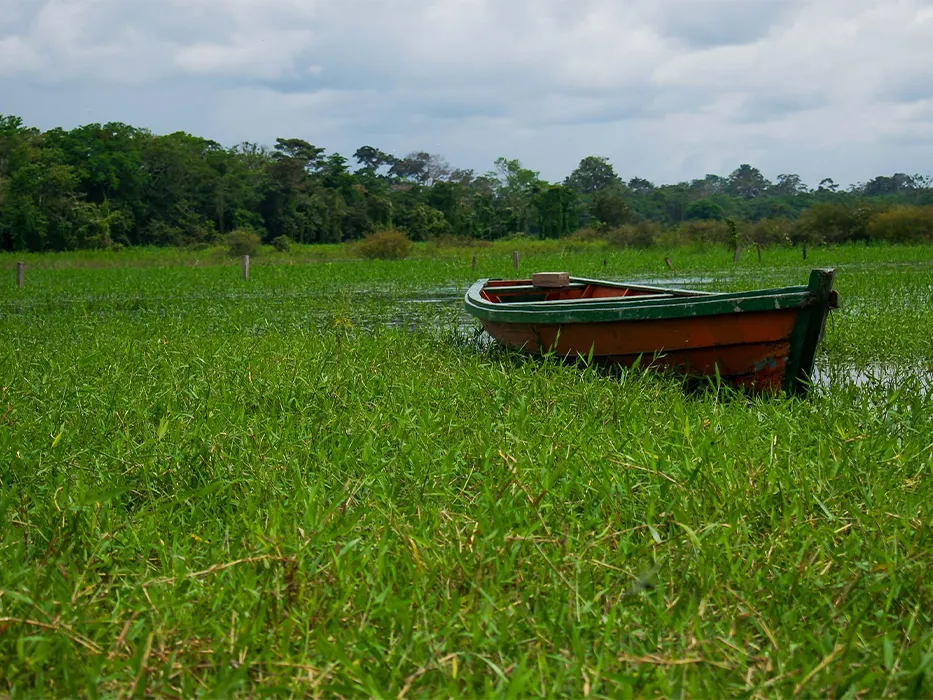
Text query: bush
792 202 875 243
565 227 605 243
271 235 293 252
605 222 660 248
355 229 414 260
677 220 730 245
745 218 793 247
654 227 692 249
866 205 933 243
225 229 261 257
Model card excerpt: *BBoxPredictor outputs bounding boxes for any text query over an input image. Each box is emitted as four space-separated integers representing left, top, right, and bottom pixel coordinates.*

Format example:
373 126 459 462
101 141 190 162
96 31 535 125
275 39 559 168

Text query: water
811 362 933 392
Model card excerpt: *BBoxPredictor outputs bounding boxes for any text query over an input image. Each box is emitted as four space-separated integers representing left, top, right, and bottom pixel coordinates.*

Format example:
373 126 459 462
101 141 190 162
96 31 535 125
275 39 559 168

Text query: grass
1 243 932 696
4 237 933 271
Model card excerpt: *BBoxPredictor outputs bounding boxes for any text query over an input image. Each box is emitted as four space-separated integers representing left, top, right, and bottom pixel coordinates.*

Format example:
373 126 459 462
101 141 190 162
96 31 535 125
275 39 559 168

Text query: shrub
225 229 261 257
792 202 875 243
271 235 293 252
355 229 413 260
605 222 660 248
565 227 605 243
654 227 692 249
745 218 793 247
677 220 730 245
866 205 933 243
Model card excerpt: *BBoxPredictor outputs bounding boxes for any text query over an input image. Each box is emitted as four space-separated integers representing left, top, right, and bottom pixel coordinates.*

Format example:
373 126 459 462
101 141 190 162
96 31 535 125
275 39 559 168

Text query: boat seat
532 272 570 288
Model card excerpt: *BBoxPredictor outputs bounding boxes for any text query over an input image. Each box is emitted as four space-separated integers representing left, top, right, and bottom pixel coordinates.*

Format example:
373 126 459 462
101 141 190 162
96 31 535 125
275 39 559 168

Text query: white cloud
174 30 316 79
0 34 42 76
0 0 932 187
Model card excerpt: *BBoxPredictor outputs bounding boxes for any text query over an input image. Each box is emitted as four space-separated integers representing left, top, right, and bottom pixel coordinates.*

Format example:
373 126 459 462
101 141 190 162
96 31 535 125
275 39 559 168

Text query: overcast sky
2 0 932 188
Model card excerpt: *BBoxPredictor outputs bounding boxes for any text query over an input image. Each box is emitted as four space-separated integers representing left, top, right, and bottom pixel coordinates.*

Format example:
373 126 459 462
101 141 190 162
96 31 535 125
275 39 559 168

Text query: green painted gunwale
464 275 820 325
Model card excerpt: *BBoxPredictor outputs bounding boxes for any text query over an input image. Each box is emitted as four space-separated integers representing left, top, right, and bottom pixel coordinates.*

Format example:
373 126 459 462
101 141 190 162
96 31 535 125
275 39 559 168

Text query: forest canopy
1 114 932 252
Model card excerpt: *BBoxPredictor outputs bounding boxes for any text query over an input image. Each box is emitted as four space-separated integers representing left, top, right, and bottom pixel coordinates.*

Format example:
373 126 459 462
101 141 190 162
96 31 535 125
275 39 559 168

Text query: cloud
174 31 318 79
647 0 802 49
0 34 41 76
1 0 932 188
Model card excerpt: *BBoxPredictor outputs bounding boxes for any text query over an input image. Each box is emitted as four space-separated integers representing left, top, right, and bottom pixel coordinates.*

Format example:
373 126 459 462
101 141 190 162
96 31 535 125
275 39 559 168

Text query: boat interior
479 275 709 305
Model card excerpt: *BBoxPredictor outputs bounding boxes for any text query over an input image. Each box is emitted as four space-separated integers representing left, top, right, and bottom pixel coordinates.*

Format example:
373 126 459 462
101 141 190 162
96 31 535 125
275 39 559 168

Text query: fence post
16 262 24 288
242 255 249 280
733 246 741 265
802 240 807 261
664 257 674 271
757 243 762 262
512 251 519 271
472 254 477 272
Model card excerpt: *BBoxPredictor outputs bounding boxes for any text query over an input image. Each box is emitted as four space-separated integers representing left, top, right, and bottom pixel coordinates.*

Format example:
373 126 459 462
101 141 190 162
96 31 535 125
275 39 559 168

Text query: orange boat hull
466 271 839 395
482 309 802 392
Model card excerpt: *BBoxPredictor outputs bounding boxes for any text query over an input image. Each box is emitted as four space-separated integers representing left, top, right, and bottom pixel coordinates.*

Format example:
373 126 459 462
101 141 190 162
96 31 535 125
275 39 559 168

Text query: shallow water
811 362 933 392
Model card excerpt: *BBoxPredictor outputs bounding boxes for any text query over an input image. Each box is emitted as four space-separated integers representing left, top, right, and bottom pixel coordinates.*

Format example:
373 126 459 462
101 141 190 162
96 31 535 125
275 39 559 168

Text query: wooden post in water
16 262 24 288
242 255 249 280
471 254 477 272
512 251 519 271
664 257 674 271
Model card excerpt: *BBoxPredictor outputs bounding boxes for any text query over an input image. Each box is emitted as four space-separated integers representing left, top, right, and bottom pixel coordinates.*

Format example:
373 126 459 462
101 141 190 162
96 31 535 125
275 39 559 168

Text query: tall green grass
3 238 933 272
1 244 931 696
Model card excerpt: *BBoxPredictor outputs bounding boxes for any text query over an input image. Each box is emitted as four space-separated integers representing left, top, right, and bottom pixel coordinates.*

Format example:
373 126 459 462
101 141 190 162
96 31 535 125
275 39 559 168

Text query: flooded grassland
1 243 932 696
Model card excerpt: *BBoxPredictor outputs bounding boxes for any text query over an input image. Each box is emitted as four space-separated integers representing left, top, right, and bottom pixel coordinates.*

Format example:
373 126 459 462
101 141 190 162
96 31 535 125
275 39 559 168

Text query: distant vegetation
1 114 932 253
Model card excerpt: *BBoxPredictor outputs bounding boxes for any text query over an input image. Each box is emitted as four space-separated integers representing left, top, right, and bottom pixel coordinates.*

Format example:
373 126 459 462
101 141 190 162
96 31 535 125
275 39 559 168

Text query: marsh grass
1 244 932 696
4 238 933 272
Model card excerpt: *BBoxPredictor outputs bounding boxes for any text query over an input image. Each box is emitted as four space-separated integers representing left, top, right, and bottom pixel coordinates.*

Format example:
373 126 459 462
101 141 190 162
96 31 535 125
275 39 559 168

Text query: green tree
534 184 578 238
727 164 770 199
353 146 396 176
769 173 808 196
685 198 725 221
564 156 620 195
591 187 630 227
488 157 542 235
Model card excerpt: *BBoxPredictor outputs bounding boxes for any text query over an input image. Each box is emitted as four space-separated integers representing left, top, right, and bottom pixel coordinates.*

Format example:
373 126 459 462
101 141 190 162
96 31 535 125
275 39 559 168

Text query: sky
2 0 932 188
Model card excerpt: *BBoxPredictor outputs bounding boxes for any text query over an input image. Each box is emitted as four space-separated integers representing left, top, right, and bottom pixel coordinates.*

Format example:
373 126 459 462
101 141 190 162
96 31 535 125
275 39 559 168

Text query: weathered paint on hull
481 308 801 392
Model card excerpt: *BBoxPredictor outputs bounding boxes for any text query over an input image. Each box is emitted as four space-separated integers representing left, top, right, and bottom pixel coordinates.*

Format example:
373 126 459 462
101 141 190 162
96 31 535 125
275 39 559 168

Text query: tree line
1 114 932 252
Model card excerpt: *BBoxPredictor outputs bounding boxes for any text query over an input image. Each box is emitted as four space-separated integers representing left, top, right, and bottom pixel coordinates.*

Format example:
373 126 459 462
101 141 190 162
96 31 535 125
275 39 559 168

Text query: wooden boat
463 269 840 394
